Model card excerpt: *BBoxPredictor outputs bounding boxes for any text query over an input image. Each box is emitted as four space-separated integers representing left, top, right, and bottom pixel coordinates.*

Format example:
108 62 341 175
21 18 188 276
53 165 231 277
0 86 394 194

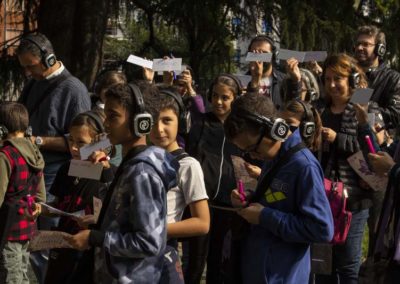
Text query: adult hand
237 203 264 225
321 127 337 143
368 151 395 176
64 230 91 251
231 189 249 208
286 58 301 82
142 66 155 83
354 103 369 125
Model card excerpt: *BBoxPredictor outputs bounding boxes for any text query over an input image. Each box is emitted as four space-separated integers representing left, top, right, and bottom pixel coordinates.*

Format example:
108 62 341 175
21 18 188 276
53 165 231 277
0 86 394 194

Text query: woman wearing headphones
315 53 373 284
184 74 244 283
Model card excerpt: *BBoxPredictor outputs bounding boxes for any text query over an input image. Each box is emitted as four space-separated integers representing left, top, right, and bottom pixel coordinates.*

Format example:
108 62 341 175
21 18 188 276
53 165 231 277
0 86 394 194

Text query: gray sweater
20 68 90 164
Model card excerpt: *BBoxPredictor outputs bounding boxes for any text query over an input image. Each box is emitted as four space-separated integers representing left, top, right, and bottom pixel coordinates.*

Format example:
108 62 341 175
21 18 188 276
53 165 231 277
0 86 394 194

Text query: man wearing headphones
225 94 333 284
246 35 302 110
16 33 90 283
354 25 400 130
354 25 400 256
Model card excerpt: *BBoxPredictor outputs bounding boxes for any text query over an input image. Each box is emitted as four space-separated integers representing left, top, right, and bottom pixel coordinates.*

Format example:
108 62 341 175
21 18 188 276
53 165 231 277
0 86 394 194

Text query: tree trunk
37 0 111 87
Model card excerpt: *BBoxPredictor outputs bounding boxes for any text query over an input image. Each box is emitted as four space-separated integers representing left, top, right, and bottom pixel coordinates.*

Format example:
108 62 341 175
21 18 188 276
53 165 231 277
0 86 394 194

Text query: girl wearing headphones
185 74 244 283
315 54 373 284
42 111 116 284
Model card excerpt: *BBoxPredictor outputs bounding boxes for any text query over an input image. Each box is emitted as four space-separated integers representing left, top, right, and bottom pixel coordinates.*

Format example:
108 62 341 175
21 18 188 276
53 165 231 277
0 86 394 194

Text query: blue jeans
315 209 369 284
30 161 62 284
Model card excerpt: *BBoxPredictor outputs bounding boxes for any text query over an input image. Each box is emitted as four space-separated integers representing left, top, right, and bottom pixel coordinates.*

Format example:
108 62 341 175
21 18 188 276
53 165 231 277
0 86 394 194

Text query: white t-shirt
167 156 209 223
259 76 272 97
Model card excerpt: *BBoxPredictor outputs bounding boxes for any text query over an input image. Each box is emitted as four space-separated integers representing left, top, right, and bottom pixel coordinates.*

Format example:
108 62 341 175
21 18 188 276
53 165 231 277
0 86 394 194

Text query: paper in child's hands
347 151 388 190
245 52 272 62
277 49 327 62
93 196 102 223
68 160 103 180
231 155 258 190
39 202 85 218
350 88 374 104
28 231 72 251
79 136 112 161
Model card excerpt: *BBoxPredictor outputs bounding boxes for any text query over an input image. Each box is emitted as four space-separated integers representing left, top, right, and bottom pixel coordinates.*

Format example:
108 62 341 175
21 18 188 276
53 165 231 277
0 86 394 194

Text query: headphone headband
236 109 289 142
22 35 57 68
160 89 191 134
127 83 153 137
295 100 316 138
82 111 105 134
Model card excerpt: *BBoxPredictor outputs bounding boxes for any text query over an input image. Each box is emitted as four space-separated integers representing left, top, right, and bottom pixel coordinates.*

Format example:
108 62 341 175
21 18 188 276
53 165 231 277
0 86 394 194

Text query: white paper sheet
68 160 103 180
350 88 374 104
126 54 153 69
245 52 273 62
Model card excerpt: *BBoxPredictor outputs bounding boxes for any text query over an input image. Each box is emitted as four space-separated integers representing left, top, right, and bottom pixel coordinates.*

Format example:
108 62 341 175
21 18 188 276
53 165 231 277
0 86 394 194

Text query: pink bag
324 178 352 245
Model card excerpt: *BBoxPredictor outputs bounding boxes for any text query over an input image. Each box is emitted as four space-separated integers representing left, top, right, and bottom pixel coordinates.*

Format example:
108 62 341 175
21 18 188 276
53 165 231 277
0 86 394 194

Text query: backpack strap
170 148 190 162
251 142 306 203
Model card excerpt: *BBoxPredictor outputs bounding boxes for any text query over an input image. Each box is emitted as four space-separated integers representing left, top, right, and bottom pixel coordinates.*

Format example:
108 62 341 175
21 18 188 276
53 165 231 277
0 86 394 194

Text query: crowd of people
0 24 399 284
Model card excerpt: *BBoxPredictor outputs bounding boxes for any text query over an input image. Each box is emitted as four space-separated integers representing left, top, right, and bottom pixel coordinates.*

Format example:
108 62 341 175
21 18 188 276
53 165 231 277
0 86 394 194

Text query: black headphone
349 65 361 89
0 125 9 139
301 70 318 101
160 90 191 135
207 74 243 102
23 36 57 69
237 109 290 142
83 111 105 134
247 35 279 66
127 83 153 137
296 100 316 138
374 42 386 58
0 124 31 139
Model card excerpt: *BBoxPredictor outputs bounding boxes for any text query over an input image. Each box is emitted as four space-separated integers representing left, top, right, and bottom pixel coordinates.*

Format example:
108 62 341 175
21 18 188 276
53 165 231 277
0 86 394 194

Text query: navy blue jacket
241 130 334 284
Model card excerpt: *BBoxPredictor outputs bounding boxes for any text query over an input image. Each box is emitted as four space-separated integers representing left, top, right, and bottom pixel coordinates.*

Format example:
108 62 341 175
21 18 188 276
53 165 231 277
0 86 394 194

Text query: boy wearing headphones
0 102 45 283
146 87 209 283
225 94 333 284
66 82 178 284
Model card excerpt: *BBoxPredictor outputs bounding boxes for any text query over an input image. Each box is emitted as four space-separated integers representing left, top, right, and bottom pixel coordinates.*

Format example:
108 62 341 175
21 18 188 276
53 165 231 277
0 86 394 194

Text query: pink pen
365 135 376 154
26 194 34 215
238 180 245 203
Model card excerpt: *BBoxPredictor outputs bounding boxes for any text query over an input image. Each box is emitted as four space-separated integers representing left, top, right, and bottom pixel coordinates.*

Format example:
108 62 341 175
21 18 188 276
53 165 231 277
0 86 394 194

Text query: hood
131 146 179 191
5 137 45 171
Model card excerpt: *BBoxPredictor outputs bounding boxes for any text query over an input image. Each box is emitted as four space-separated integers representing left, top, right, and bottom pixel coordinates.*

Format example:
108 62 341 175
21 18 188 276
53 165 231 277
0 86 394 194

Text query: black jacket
246 69 300 110
367 63 400 130
185 112 242 206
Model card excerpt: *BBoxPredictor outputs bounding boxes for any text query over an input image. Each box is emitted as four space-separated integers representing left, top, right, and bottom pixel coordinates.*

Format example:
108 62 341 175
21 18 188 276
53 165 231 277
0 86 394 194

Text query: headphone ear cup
349 71 360 89
133 113 153 137
375 43 386 58
269 118 289 142
0 125 9 139
300 121 316 138
44 53 57 68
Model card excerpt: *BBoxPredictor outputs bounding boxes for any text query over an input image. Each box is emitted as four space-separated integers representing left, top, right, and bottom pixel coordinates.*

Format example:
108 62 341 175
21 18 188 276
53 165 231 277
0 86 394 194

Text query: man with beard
246 35 301 110
354 25 400 256
354 25 400 130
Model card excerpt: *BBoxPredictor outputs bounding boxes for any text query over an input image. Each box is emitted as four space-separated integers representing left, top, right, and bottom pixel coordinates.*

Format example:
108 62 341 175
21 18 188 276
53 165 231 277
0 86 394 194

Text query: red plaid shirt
1 144 42 241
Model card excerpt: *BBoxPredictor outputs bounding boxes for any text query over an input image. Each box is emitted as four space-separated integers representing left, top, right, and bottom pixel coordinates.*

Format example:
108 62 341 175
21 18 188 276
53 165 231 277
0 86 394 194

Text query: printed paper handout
79 136 112 161
350 88 374 105
28 231 72 251
277 49 328 62
231 155 258 190
245 52 273 62
39 202 85 218
347 151 388 191
68 160 103 180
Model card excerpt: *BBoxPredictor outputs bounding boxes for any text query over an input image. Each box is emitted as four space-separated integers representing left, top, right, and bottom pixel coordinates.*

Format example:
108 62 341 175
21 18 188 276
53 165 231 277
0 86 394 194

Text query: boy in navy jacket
224 94 334 284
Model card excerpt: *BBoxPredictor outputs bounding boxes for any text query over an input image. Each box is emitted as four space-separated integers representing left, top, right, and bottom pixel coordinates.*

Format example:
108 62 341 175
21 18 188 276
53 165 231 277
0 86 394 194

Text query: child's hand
64 230 91 251
89 150 110 168
286 58 301 82
142 64 155 83
231 189 248 208
244 162 261 179
237 203 264 224
75 214 96 229
368 151 395 176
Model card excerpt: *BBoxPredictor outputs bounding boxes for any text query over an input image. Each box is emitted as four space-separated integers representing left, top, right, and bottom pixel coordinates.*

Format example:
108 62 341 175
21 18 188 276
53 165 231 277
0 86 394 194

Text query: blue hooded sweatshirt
241 130 334 284
93 146 178 284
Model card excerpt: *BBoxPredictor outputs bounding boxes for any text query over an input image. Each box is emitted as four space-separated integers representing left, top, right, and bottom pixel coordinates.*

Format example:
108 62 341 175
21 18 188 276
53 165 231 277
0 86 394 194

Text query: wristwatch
35 136 44 147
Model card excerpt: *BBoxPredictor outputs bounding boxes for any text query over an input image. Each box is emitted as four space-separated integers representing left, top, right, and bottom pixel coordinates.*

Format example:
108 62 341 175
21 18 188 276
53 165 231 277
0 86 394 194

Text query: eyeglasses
354 42 376 48
242 132 264 155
